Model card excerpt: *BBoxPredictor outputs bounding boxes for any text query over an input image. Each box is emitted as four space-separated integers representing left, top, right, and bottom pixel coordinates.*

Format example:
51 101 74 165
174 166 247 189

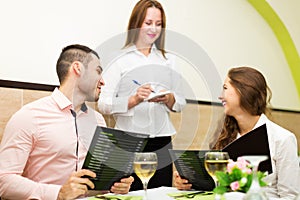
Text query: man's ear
71 61 82 75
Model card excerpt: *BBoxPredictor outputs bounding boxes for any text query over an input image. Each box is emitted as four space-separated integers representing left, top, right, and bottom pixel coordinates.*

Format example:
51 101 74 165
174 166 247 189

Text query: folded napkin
88 195 143 200
167 191 214 200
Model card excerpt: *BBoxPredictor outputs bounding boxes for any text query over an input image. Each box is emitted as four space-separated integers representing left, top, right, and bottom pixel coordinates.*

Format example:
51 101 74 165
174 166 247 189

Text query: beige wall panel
269 111 300 151
23 89 51 106
1 87 299 153
0 88 23 142
170 104 300 152
172 104 224 150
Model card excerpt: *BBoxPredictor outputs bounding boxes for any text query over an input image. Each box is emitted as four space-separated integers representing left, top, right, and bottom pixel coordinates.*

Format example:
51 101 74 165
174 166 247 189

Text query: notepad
145 90 171 101
82 126 149 190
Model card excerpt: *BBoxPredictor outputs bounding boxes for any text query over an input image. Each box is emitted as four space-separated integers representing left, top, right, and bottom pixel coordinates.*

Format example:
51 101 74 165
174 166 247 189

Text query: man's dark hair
56 44 99 84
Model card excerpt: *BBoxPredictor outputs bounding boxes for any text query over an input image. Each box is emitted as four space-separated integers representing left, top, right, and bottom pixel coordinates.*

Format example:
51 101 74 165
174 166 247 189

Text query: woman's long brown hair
211 66 272 149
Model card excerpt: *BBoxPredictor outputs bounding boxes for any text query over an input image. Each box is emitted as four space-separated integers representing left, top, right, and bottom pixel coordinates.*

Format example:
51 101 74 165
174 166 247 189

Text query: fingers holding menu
57 169 96 200
173 171 192 190
110 176 134 194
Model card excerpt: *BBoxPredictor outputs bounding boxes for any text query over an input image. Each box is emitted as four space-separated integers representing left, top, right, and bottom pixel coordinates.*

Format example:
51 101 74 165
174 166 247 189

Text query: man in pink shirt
0 44 134 200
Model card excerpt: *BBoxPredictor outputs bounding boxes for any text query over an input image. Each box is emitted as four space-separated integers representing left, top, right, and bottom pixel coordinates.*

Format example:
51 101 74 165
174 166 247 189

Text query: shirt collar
253 114 267 129
80 103 88 112
237 114 266 138
125 44 159 55
51 88 88 113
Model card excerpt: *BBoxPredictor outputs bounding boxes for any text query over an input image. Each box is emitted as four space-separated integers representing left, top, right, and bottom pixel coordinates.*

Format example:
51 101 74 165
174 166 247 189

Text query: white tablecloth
77 186 182 200
77 186 287 200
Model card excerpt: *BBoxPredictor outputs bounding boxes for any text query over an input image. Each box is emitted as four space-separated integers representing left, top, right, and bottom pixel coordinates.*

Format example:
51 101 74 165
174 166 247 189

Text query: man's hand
57 169 96 200
110 176 134 194
173 171 192 190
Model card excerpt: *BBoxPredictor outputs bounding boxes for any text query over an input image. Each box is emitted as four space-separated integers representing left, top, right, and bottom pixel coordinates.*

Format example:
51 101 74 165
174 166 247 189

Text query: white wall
0 0 299 111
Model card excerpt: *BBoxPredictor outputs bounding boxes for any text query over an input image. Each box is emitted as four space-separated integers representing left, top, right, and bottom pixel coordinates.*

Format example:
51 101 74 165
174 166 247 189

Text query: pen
132 80 155 93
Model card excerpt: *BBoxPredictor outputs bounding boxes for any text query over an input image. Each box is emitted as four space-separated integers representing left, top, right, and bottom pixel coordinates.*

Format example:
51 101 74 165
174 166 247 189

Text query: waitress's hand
135 84 154 101
150 90 175 110
128 84 154 109
149 93 169 104
173 171 192 190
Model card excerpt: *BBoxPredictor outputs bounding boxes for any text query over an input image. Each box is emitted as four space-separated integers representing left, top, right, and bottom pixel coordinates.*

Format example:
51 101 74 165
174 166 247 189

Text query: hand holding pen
131 80 174 109
132 80 156 93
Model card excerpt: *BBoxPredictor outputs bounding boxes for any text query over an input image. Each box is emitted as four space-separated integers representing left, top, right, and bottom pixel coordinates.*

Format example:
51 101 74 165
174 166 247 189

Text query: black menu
169 150 215 191
223 124 272 173
82 126 148 190
169 124 272 190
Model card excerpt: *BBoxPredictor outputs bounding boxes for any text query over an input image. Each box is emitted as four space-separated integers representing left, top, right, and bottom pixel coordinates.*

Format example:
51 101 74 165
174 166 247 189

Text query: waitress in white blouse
98 0 186 190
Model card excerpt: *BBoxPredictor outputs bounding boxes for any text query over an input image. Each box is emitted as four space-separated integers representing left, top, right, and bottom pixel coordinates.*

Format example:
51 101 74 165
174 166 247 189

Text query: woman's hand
173 171 192 190
110 176 134 194
128 84 154 109
150 91 175 110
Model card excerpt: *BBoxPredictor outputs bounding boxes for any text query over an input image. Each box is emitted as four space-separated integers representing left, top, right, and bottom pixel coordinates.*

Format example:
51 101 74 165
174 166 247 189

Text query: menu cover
82 126 149 190
223 124 272 174
169 150 215 191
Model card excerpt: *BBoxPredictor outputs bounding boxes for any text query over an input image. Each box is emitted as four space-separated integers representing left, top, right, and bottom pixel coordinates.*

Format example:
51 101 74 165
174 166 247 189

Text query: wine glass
204 151 230 200
241 155 268 200
133 152 158 200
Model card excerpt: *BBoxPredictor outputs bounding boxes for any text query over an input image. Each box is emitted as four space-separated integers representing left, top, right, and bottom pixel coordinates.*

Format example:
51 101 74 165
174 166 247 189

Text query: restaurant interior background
0 0 299 151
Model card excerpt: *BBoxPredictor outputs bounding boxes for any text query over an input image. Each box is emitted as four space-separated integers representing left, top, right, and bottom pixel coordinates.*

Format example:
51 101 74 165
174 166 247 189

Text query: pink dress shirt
0 88 106 200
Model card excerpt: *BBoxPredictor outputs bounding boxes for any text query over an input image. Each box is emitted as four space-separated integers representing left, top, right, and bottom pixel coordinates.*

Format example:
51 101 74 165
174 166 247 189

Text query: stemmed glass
133 152 158 200
204 151 230 200
241 155 269 200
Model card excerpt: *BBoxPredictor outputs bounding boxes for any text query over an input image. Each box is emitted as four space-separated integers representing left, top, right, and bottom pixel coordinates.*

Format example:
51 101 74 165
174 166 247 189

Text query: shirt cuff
172 94 186 112
34 184 61 200
112 96 128 113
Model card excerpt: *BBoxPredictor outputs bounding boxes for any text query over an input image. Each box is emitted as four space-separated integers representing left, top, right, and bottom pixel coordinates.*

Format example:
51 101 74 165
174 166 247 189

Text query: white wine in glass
133 152 158 199
204 151 230 200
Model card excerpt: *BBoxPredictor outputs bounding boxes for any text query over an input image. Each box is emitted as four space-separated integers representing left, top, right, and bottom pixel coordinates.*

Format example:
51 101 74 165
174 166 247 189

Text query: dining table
77 186 215 200
77 186 284 200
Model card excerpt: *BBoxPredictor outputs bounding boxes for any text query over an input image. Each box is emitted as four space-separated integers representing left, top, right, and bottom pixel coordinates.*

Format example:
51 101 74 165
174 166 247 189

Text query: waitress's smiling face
136 7 162 48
